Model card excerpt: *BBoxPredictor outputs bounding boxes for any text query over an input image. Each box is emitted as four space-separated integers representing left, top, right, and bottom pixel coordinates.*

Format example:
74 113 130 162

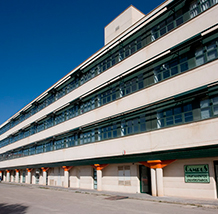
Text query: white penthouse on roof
0 0 218 199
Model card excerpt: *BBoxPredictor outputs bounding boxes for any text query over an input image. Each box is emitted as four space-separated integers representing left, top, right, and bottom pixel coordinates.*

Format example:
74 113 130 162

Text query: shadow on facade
0 203 28 214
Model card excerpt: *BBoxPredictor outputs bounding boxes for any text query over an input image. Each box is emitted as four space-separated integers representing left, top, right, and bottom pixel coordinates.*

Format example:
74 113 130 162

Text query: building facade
0 0 218 199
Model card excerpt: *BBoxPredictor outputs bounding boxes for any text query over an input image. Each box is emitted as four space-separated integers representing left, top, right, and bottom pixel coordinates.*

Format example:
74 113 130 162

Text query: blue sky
0 0 163 125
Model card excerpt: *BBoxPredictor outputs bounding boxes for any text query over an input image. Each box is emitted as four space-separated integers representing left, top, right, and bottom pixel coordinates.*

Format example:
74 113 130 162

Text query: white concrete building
0 0 218 199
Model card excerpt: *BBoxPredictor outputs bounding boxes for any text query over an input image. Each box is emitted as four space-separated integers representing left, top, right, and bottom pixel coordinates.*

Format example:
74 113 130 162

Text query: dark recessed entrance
139 165 151 194
93 168 97 190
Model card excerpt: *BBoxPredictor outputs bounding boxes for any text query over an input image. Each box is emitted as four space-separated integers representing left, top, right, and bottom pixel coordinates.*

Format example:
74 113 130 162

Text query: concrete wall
163 158 218 199
79 166 93 189
104 6 144 45
48 167 64 187
101 164 140 193
69 167 80 188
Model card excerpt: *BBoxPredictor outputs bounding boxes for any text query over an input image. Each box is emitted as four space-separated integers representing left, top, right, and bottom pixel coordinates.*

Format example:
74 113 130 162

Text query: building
0 0 218 199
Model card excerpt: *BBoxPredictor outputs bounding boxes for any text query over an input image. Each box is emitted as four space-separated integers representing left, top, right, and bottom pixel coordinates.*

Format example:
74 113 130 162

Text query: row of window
190 0 218 18
1 89 218 161
1 0 216 136
0 32 217 148
157 103 194 128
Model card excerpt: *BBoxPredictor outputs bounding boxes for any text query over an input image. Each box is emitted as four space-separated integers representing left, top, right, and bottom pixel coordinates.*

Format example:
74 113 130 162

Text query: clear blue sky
0 0 164 125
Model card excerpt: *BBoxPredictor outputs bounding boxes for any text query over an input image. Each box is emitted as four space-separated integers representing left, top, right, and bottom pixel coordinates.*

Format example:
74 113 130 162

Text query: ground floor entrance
93 168 97 190
35 169 40 184
22 171 26 183
139 165 151 194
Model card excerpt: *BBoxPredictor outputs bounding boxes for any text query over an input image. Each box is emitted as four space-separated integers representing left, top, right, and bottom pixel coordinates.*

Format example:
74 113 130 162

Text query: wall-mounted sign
184 164 210 183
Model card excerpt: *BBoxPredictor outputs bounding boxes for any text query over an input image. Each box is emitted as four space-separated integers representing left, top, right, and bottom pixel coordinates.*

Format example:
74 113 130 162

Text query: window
68 105 79 118
151 26 158 42
200 96 218 119
37 122 45 132
180 56 189 72
175 9 183 26
153 55 189 83
54 139 65 150
54 112 65 125
206 41 217 61
195 47 205 66
212 96 218 115
100 124 118 140
212 0 218 5
200 99 211 119
80 130 94 144
138 74 144 89
29 147 35 155
130 41 136 54
136 37 142 50
124 45 130 58
184 103 194 122
67 135 78 147
122 114 146 136
23 149 29 156
157 103 193 128
45 142 53 152
24 129 30 138
200 0 210 12
118 50 124 62
190 1 199 18
36 144 44 154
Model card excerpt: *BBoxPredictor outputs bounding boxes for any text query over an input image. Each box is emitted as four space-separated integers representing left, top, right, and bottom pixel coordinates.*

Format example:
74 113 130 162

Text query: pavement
1 181 218 209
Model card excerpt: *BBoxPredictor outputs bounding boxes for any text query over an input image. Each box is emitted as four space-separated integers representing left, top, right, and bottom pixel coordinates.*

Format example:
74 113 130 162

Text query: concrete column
97 169 102 191
156 168 164 197
15 170 20 183
42 170 47 185
150 168 157 196
63 166 72 188
26 169 32 184
6 170 10 182
3 172 6 181
41 167 49 185
64 170 69 188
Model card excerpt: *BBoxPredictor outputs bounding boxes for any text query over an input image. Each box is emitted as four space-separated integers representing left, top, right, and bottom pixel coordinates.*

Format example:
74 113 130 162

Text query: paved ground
0 182 218 214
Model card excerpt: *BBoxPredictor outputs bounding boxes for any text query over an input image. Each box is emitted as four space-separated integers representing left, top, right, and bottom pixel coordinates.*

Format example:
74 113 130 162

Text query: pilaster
62 166 73 188
41 167 49 185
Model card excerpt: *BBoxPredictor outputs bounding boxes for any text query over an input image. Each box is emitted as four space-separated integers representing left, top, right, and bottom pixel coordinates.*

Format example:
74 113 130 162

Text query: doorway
214 161 218 198
139 165 151 194
12 171 15 182
93 168 97 190
35 170 40 184
22 171 26 183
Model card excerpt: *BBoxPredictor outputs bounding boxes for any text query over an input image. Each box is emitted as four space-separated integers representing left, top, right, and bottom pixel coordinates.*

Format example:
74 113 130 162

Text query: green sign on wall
184 164 210 183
